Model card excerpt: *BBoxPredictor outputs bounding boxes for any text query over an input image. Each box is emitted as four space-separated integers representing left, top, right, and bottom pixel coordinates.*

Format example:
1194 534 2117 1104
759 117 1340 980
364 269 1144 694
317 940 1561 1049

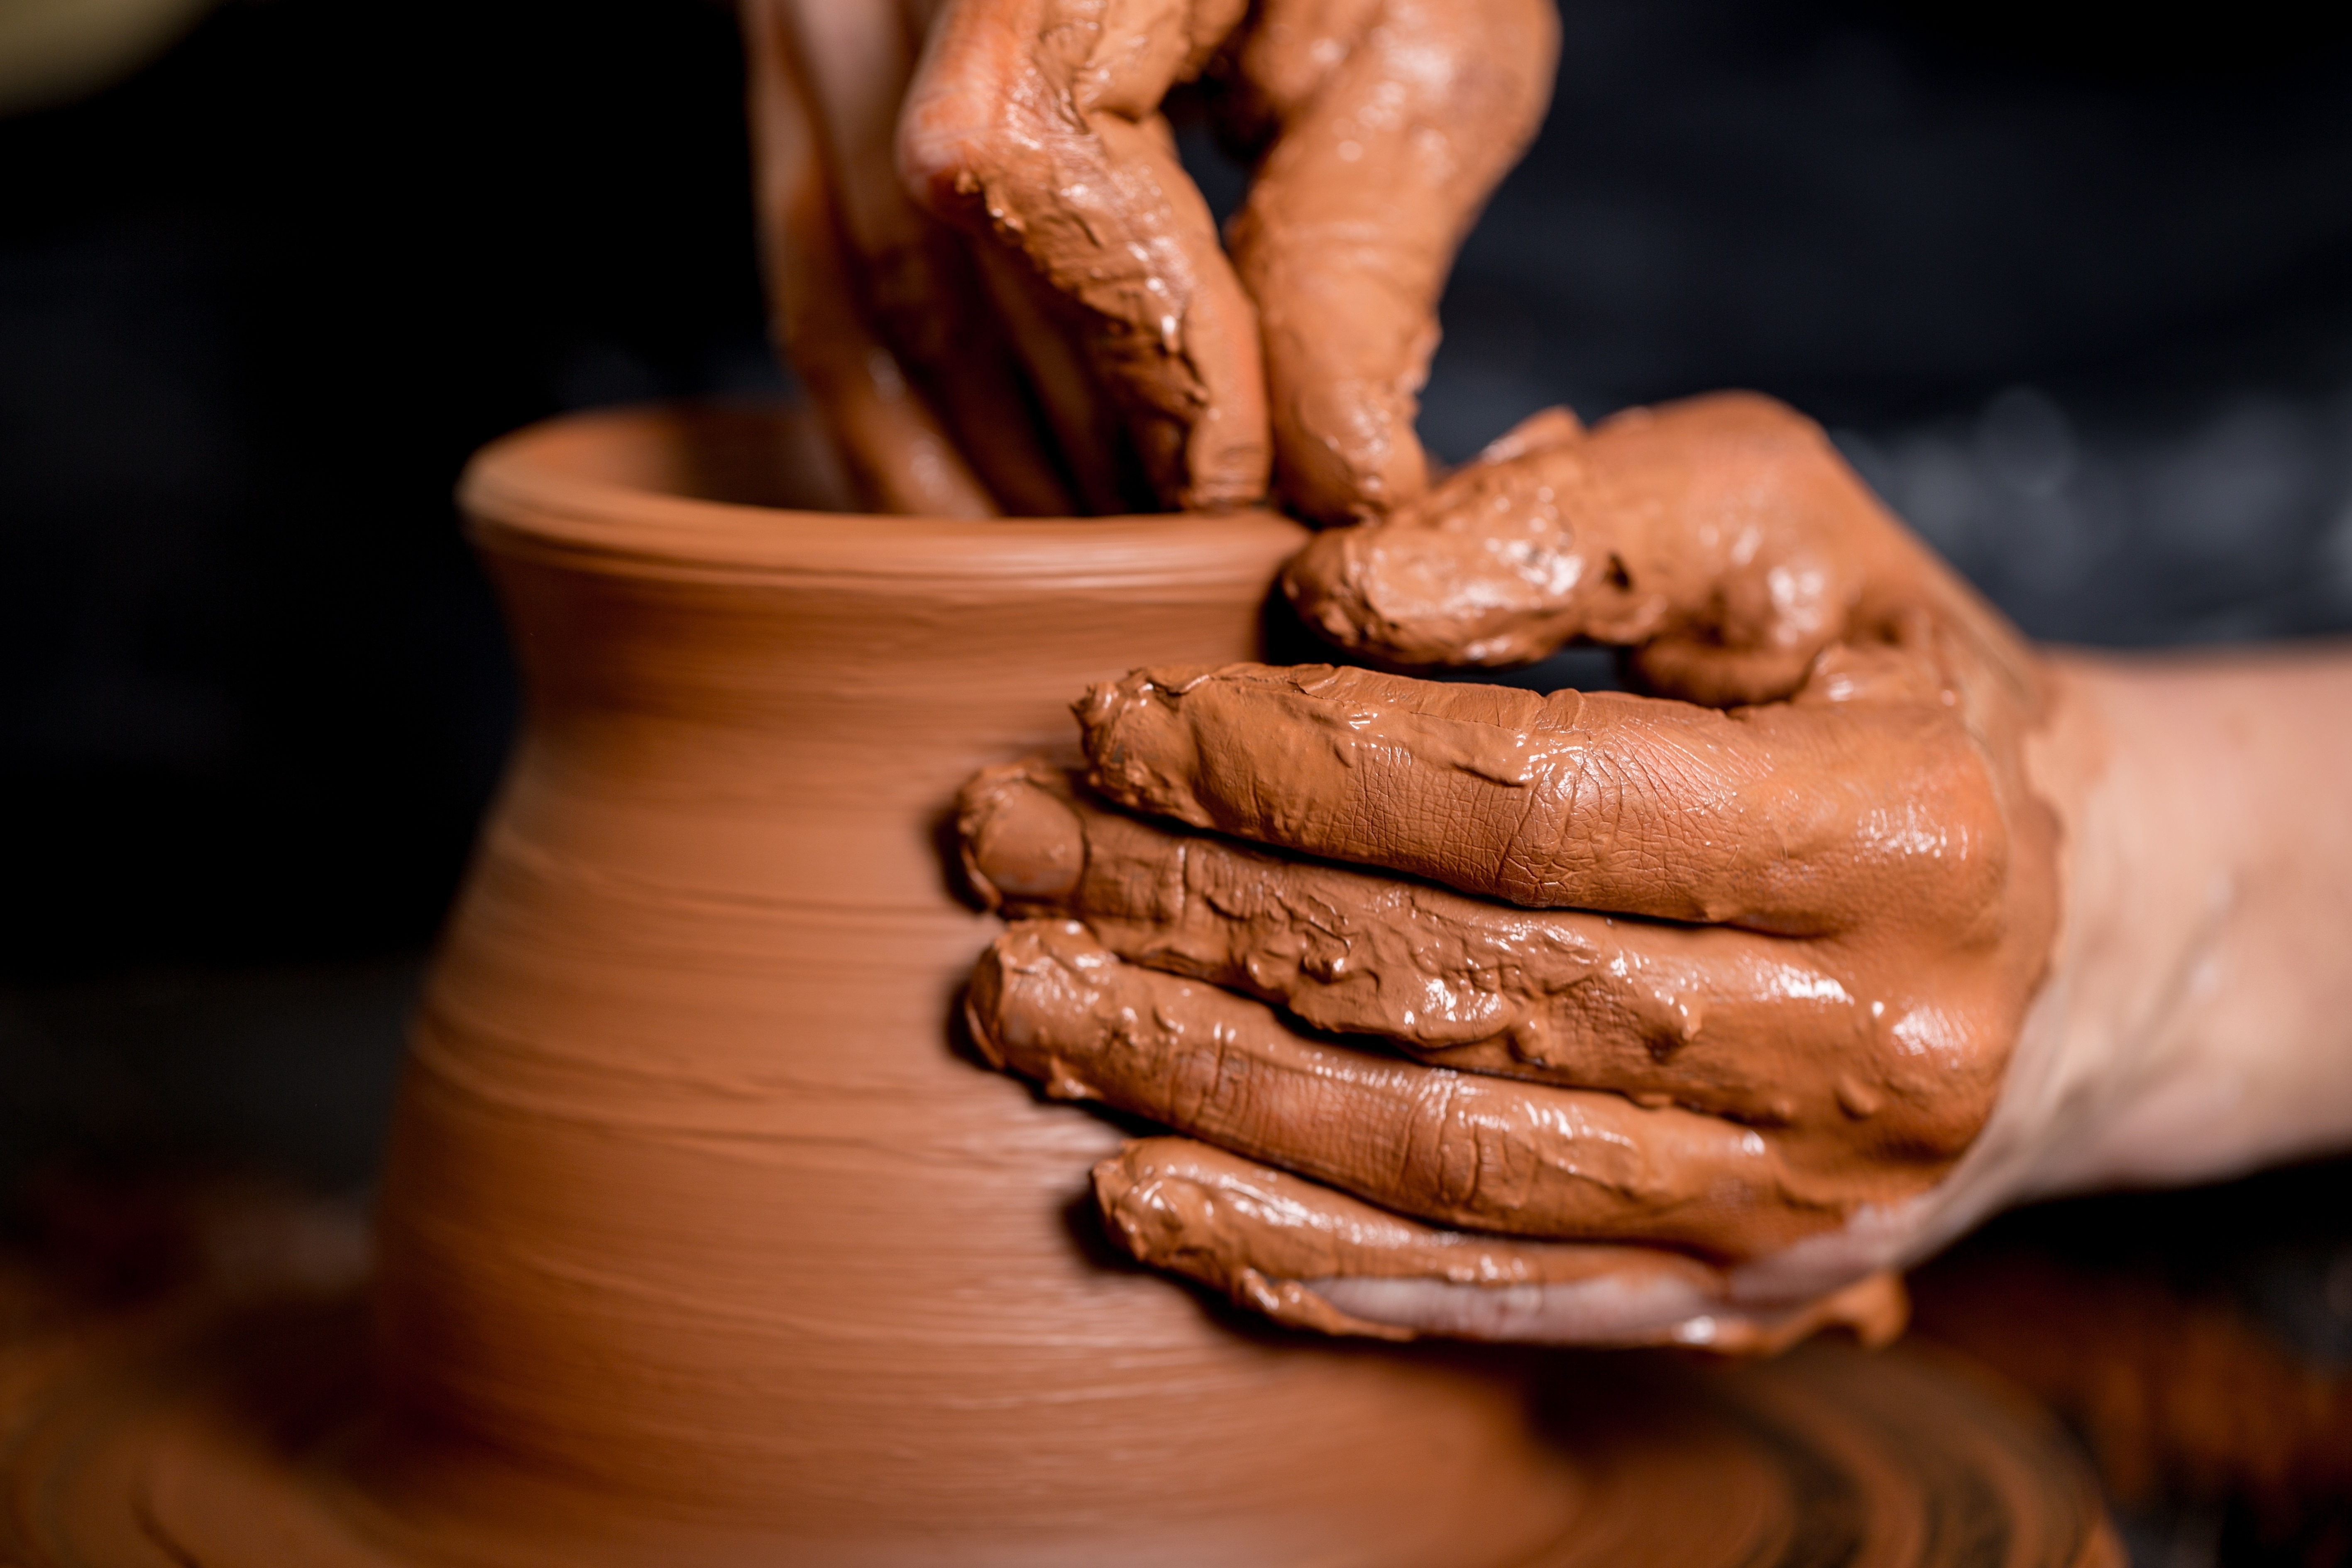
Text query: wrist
2014 646 2352 1196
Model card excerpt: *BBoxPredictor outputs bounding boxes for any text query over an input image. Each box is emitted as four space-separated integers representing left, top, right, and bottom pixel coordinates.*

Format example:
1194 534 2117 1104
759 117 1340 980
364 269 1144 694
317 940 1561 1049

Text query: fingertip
1174 401 1274 513
1088 1142 1422 1343
1073 667 1217 822
1277 527 1380 654
964 918 1076 1042
956 762 1083 907
1278 516 1569 668
961 950 1011 1071
965 918 1119 1091
1090 1142 1171 1268
1272 378 1430 528
890 3 1007 225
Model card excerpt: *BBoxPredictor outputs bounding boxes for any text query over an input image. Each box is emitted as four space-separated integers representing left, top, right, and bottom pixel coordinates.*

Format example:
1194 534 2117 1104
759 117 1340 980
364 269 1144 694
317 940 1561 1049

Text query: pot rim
459 400 1309 589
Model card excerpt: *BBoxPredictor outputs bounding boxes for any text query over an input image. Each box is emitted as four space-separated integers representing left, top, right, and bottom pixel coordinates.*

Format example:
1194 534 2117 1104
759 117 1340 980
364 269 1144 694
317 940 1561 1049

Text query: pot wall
368 404 1575 1565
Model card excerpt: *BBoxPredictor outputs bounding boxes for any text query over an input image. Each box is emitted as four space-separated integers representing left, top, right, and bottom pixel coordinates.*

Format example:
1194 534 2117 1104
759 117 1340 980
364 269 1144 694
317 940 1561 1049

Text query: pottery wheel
0 1281 2115 1568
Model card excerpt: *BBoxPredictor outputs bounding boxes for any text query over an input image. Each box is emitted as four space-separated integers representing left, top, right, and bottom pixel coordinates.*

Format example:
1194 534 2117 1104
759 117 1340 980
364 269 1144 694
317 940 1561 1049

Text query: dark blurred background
4 2 2352 1560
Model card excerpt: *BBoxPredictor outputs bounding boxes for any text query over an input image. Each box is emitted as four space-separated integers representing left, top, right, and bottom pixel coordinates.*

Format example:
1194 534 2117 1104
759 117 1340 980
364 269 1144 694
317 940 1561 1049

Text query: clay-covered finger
1093 1137 1907 1351
743 0 998 516
900 0 1270 511
1314 1267 1911 1356
966 921 1851 1259
1095 1135 1720 1344
1075 662 2007 939
1280 394 2005 705
1222 0 1559 524
955 762 2000 1163
758 0 1073 515
967 240 1137 514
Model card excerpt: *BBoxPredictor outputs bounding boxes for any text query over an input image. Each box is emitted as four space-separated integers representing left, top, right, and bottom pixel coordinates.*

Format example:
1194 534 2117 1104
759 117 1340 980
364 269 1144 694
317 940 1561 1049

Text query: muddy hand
955 393 2066 1348
898 0 1556 518
745 0 1078 515
1095 1135 1905 1353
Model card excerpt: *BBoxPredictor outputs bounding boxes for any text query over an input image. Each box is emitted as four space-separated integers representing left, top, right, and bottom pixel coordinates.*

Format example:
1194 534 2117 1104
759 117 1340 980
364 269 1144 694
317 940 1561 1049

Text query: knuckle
1897 734 2011 916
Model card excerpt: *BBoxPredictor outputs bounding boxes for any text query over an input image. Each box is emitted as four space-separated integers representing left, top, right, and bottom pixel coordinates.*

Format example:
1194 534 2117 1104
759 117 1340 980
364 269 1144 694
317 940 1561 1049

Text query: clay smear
898 0 1556 520
953 393 2067 1344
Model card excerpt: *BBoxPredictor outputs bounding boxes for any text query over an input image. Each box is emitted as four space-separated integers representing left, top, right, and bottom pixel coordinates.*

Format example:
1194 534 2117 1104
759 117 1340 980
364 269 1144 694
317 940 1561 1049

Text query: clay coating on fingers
1225 0 1560 523
743 0 1002 516
763 0 1076 514
900 0 1271 510
957 760 2010 1171
1093 1137 1908 1352
1064 649 2051 1203
1074 661 2011 939
1094 1135 1722 1342
1281 394 2026 705
967 919 1853 1258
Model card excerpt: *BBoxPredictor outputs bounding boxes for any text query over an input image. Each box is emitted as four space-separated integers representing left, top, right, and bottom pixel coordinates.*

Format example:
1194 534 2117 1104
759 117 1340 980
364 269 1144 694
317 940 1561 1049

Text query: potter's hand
957 392 2080 1350
746 0 1557 520
745 0 1074 516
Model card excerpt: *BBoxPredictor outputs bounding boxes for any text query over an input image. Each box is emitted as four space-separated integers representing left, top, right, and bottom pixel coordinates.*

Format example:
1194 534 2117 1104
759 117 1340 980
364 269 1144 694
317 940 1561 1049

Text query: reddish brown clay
0 404 2117 1567
356 401 1593 1563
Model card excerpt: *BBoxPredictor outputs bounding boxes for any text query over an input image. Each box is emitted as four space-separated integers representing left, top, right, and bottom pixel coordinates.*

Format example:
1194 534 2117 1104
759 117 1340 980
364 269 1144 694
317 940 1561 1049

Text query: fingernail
961 774 1084 905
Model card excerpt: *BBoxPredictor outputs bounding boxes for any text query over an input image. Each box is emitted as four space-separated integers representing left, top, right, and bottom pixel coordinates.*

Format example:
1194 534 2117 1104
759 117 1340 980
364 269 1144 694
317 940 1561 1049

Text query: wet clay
743 0 1079 517
352 402 1601 1563
0 402 1554 1566
946 394 2066 1340
0 1183 2117 1568
901 0 1272 510
963 748 1991 1199
744 0 1001 518
0 402 2118 1566
897 0 1556 521
1086 1135 1907 1351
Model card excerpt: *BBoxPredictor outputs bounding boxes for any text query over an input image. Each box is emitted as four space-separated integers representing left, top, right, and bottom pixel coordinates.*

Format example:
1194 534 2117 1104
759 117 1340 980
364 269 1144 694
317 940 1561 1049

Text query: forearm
2024 644 2352 1194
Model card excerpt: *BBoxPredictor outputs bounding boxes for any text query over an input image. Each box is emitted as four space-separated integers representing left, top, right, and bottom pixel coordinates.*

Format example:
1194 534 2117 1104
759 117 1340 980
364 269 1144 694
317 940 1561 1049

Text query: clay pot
364 402 1579 1563
0 403 2121 1567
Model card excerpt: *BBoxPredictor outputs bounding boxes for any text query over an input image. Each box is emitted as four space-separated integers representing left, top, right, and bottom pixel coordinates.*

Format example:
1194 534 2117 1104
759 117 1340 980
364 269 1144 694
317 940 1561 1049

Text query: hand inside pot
957 393 2082 1350
741 0 1557 520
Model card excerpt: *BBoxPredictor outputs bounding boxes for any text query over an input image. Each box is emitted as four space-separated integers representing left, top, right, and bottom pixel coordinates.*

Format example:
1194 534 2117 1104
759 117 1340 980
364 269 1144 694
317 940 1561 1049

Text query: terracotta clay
1086 1134 1908 1351
1221 0 1561 522
0 402 2124 1566
900 0 1273 510
895 0 1557 519
0 404 1577 1565
0 1194 2120 1568
743 0 1000 517
359 402 1584 1562
951 392 2069 1343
